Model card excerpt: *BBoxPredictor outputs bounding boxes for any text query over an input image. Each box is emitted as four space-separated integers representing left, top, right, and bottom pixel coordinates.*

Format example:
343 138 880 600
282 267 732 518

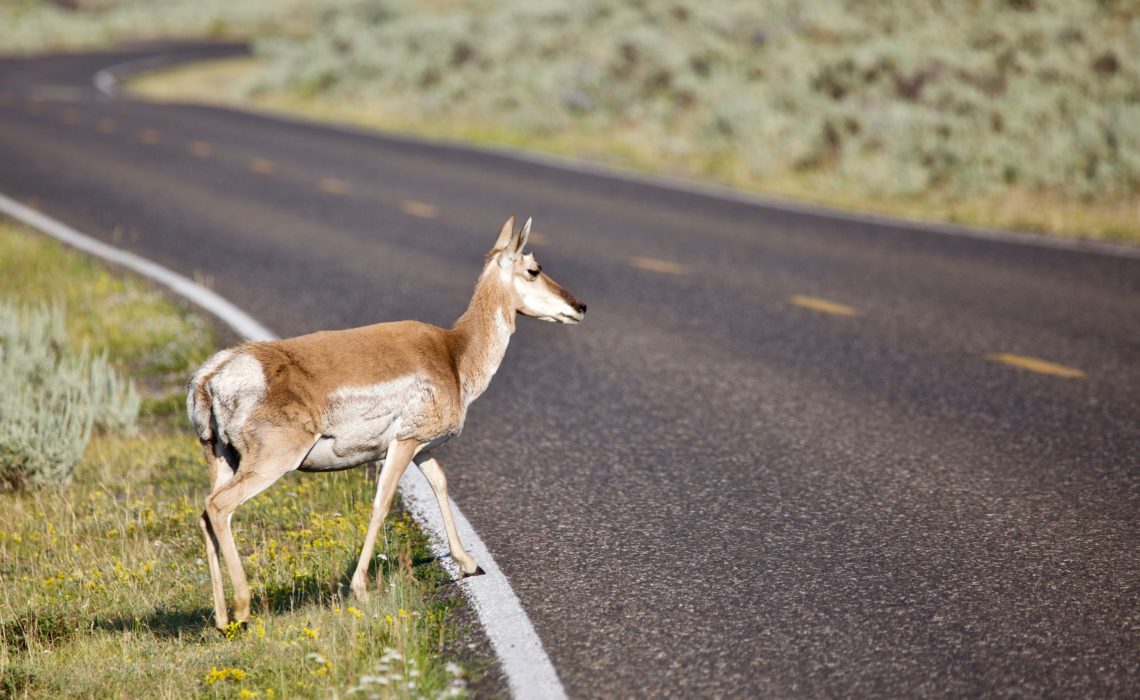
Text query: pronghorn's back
186 320 462 456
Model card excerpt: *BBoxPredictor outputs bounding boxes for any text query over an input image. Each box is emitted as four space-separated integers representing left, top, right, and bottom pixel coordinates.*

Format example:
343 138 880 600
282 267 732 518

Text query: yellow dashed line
188 140 213 157
96 118 117 134
401 200 438 218
61 109 78 124
249 158 275 175
137 129 160 144
318 177 350 195
629 256 686 275
788 294 859 317
986 353 1085 378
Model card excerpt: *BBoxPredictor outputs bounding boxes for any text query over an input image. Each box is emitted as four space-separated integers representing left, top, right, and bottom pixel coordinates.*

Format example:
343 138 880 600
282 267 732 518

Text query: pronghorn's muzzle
559 292 586 324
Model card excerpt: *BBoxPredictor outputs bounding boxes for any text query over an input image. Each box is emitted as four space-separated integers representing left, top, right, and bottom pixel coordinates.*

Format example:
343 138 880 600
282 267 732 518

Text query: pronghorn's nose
576 303 587 314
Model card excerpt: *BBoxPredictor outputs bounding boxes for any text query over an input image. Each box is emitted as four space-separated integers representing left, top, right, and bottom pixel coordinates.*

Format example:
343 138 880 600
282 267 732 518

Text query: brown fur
241 321 462 437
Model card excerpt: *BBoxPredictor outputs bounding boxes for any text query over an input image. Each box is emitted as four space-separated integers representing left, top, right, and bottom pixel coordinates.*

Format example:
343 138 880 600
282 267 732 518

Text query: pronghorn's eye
527 267 541 278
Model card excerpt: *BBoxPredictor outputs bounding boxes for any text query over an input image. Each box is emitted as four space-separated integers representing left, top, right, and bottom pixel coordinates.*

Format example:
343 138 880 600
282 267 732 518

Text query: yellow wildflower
205 666 247 684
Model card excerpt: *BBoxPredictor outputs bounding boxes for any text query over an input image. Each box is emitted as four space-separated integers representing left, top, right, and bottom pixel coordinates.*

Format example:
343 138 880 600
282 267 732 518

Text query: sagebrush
0 0 353 51
247 0 1140 202
0 302 139 489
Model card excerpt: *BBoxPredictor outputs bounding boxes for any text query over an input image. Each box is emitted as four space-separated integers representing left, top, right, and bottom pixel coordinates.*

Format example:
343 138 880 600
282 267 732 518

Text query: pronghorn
187 216 585 631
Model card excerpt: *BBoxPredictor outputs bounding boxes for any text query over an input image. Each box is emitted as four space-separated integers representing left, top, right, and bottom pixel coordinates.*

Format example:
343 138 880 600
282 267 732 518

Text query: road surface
1 43 1137 697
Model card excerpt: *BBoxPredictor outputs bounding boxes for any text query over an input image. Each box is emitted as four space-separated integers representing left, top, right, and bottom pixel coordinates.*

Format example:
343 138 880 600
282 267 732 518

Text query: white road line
0 192 566 699
399 477 566 699
0 193 274 341
93 67 116 97
94 54 177 98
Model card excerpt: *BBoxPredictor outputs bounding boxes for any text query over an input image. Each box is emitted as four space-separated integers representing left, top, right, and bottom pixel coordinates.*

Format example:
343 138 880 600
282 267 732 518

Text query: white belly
299 435 389 472
298 379 411 471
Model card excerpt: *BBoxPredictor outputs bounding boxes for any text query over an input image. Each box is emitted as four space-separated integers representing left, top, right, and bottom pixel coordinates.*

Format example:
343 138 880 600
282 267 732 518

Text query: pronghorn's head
487 216 586 324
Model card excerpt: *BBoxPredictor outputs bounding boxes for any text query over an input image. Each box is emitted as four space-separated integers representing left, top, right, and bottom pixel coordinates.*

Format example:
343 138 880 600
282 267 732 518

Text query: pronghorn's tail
186 349 235 443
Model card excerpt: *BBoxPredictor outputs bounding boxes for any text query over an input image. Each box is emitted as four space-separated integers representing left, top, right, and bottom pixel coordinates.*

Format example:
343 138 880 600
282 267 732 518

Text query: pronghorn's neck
451 267 515 406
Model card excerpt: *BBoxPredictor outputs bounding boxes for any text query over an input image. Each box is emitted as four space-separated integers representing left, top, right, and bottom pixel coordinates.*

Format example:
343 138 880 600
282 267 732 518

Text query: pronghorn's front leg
351 438 418 600
414 454 479 576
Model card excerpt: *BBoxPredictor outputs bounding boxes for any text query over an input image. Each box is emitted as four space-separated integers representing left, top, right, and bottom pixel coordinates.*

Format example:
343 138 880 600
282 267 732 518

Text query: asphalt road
2 43 1137 698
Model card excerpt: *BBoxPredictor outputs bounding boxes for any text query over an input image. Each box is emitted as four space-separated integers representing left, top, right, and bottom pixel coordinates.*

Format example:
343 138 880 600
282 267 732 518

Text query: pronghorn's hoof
216 620 248 638
350 578 371 601
460 565 486 578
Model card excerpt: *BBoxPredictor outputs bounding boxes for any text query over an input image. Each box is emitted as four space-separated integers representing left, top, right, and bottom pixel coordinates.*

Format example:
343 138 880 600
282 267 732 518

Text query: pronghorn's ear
494 215 516 251
514 217 532 254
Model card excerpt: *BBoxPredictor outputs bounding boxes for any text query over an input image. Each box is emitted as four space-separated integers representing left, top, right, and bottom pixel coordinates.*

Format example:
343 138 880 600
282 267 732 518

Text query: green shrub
0 0 355 53
88 347 142 434
0 302 139 490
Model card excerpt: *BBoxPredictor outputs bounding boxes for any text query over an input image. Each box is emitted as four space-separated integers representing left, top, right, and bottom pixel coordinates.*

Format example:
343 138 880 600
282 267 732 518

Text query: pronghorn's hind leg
203 426 318 630
199 438 238 630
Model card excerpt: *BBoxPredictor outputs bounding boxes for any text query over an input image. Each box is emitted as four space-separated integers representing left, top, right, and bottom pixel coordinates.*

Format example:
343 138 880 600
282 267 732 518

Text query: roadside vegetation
6 1 1138 242
0 0 340 51
0 222 474 698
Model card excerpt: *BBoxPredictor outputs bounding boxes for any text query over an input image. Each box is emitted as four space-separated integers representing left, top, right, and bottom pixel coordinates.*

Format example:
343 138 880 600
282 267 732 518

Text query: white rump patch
186 348 235 440
206 352 267 450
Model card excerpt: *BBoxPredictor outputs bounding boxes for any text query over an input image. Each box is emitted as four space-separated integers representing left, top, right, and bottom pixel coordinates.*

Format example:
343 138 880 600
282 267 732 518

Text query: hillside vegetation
246 0 1140 239
0 0 341 50
6 0 1140 239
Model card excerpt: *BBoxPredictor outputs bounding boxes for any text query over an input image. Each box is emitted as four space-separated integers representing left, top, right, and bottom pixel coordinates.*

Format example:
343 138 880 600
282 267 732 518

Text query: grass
0 222 477 698
0 0 348 53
